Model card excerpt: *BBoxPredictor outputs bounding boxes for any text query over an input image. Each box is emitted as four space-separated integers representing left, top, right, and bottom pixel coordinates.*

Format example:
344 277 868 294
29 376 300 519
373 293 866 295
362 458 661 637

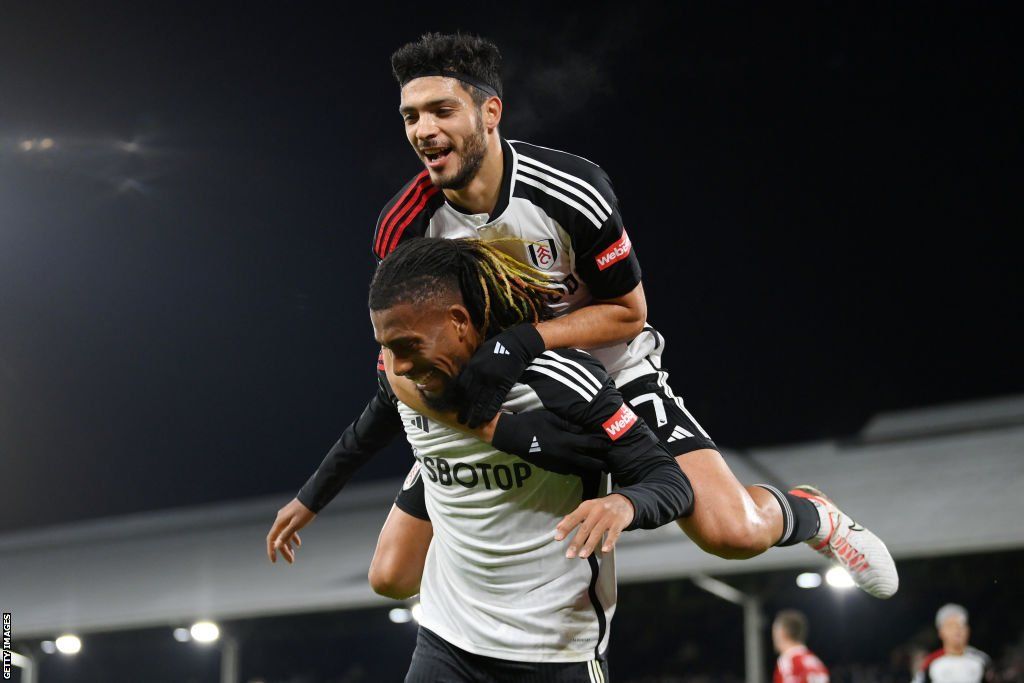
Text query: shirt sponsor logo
594 230 632 271
603 404 638 440
527 238 559 271
421 456 533 490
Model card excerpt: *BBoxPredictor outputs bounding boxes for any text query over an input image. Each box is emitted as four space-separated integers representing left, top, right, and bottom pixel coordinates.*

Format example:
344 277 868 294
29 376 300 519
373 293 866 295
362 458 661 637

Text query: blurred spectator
913 604 996 683
773 609 831 683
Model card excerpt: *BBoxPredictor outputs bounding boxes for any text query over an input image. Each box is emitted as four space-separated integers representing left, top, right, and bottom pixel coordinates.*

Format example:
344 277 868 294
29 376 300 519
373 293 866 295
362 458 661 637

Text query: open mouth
421 146 453 168
409 367 447 394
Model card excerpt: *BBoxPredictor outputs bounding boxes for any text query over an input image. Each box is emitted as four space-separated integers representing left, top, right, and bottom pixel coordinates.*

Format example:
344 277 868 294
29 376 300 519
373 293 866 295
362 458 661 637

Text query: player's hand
555 494 635 559
456 324 546 428
267 497 316 564
491 410 608 475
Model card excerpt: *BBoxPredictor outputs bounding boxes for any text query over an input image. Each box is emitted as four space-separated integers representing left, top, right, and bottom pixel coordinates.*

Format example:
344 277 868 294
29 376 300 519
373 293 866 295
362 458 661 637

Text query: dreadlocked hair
369 238 557 339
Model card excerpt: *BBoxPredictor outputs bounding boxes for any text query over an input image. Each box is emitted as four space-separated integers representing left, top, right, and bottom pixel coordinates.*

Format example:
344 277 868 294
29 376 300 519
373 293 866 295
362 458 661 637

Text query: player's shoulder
511 140 614 193
510 139 607 178
372 170 445 260
535 348 607 373
509 140 617 228
920 649 946 671
375 351 399 405
965 646 992 664
795 650 827 672
521 348 611 400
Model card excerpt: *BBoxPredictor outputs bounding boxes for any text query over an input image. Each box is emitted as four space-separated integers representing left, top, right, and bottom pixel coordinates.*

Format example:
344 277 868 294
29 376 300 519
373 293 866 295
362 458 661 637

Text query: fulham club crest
527 239 558 271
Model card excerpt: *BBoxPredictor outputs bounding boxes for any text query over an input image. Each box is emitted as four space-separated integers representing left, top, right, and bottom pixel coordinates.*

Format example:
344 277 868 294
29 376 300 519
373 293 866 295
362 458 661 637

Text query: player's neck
443 134 504 215
780 642 806 657
944 643 967 656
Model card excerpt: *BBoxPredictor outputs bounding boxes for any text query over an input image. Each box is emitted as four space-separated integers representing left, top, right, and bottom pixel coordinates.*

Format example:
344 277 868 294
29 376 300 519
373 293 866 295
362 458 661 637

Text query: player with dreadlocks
388 237 558 343
322 236 695 681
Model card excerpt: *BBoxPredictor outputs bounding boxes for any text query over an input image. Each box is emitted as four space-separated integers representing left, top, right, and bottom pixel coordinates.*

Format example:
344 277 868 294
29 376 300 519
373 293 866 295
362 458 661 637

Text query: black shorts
617 368 717 458
406 627 610 683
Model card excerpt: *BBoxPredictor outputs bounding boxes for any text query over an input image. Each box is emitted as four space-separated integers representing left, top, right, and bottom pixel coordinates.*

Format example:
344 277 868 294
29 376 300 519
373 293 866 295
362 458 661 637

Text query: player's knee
368 558 419 600
710 537 764 560
691 517 767 560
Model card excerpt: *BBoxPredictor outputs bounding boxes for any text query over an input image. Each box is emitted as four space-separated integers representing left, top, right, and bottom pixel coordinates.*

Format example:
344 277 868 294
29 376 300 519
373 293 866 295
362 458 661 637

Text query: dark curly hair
391 32 503 105
369 238 555 340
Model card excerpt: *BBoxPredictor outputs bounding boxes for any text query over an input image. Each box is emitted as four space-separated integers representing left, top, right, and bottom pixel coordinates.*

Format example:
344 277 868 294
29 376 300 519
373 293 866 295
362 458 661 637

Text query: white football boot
791 485 899 599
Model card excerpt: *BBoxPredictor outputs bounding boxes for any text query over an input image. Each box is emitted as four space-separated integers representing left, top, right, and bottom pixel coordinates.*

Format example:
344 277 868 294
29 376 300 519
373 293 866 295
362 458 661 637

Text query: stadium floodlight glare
19 140 34 151
55 634 82 655
796 572 823 589
189 621 220 643
389 608 413 624
173 627 192 642
39 138 55 150
40 640 57 655
410 603 423 623
825 566 856 589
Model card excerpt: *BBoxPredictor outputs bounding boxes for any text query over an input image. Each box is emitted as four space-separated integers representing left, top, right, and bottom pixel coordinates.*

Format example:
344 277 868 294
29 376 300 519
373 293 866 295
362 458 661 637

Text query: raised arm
267 367 405 564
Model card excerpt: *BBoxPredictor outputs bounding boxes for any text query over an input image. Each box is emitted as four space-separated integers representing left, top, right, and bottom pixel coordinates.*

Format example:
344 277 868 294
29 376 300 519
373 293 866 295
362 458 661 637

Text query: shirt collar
444 137 514 223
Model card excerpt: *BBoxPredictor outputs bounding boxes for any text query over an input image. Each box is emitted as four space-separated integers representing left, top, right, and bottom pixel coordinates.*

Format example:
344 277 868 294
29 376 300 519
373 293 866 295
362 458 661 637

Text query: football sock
755 484 821 546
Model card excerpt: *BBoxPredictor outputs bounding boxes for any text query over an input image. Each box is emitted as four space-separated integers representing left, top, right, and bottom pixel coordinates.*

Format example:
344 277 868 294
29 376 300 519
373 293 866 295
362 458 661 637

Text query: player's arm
383 348 610 475
982 653 998 683
534 283 646 351
456 163 646 427
367 468 432 600
492 350 693 557
911 664 929 683
537 164 646 348
267 366 405 564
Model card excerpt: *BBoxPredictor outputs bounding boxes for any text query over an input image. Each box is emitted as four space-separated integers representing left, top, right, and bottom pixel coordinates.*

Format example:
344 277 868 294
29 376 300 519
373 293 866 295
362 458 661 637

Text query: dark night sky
1 3 1020 533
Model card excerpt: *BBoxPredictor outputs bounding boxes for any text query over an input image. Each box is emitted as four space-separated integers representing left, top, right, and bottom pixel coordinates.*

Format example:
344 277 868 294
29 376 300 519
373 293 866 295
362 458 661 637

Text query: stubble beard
436 114 487 191
420 369 466 413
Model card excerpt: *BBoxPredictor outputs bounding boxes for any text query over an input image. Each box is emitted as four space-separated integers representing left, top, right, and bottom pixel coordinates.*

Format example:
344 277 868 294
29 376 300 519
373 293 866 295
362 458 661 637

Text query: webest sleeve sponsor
594 230 632 271
602 403 638 440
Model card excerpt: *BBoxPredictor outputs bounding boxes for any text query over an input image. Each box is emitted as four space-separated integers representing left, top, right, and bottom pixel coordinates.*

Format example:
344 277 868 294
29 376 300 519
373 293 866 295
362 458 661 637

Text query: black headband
404 69 499 98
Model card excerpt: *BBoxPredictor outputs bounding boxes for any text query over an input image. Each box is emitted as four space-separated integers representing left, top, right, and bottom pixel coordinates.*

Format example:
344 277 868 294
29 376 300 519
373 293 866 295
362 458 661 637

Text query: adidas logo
666 425 693 442
529 436 542 453
494 342 511 355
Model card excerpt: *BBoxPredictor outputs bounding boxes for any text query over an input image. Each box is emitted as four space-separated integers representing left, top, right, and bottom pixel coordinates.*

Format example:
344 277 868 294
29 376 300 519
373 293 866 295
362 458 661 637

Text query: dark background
1 2 1020 532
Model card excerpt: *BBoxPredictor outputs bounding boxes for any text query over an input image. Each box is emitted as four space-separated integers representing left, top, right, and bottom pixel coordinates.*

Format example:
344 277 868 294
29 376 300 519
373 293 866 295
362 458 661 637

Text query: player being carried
267 32 898 601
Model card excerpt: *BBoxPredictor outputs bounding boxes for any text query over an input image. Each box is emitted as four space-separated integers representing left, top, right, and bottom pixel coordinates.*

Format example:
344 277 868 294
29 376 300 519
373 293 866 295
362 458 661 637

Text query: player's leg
404 627 482 682
488 657 610 682
405 627 609 682
368 464 433 600
619 372 799 558
620 369 898 597
673 448 788 559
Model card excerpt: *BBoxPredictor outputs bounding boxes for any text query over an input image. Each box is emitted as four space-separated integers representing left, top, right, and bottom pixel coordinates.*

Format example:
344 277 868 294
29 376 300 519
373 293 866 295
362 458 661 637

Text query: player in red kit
772 610 830 683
